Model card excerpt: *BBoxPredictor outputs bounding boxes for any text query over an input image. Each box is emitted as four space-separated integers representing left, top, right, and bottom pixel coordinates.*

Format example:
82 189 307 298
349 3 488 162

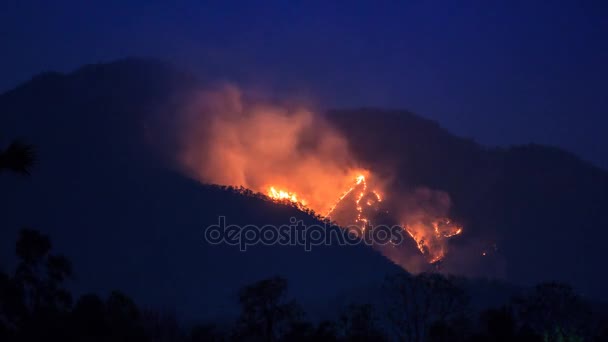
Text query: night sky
4 2 608 334
2 0 607 167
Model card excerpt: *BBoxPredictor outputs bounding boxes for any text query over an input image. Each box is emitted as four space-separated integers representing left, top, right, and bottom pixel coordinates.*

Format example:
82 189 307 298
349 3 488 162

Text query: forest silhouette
1 142 607 341
2 60 608 341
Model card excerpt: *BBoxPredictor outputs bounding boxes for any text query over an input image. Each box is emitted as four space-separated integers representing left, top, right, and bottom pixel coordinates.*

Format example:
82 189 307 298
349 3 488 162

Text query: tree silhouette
0 229 73 341
0 268 25 340
104 291 147 341
2 230 607 341
512 282 591 340
337 303 386 341
14 229 73 313
384 273 469 342
235 276 303 341
467 306 541 342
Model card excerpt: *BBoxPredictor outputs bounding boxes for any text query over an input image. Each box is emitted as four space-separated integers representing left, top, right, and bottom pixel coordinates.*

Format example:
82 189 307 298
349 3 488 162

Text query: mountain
1 58 607 317
327 108 608 298
0 59 403 321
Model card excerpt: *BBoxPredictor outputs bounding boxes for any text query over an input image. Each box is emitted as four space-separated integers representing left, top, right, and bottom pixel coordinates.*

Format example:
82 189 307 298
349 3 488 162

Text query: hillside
327 109 608 297
1 58 607 311
0 60 404 321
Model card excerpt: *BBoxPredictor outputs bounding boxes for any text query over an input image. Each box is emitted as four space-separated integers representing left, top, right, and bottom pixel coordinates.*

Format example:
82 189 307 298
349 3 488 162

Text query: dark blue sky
2 0 607 167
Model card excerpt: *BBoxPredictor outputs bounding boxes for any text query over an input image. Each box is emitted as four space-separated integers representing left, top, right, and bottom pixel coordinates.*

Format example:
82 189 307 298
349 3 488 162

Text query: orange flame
176 86 462 265
325 173 368 217
267 186 306 205
404 218 462 263
268 173 461 264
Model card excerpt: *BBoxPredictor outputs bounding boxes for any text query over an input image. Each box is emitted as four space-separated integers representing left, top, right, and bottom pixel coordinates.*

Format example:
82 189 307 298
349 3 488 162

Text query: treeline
1 142 606 341
1 230 607 342
210 184 327 222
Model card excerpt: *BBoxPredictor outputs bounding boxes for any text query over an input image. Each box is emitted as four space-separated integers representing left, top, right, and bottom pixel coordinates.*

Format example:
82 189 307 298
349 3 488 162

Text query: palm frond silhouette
0 140 35 175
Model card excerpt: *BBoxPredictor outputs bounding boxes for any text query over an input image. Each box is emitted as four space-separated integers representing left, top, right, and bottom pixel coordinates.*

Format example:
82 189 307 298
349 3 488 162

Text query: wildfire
352 176 382 228
326 173 368 216
176 86 463 265
404 218 463 263
265 172 462 263
267 186 306 206
265 174 461 264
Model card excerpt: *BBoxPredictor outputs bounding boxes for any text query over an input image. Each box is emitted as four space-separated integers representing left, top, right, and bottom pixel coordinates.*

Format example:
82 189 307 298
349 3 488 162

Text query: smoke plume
169 84 463 271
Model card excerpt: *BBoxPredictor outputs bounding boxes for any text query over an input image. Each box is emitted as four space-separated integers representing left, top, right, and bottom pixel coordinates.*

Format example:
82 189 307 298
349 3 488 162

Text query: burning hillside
176 85 462 268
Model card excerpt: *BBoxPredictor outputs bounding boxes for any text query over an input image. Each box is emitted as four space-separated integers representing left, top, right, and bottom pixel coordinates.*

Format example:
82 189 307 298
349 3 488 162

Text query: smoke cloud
168 84 464 272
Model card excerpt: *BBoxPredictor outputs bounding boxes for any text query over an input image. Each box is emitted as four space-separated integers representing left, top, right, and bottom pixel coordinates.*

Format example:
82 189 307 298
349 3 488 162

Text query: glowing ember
404 218 463 263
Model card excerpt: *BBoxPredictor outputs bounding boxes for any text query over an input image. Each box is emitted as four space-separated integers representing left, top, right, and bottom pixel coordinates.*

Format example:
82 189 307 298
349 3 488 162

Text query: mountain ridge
1 58 607 307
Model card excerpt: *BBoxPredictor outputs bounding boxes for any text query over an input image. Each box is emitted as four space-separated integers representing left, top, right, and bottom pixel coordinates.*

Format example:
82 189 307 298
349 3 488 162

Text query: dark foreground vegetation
1 229 607 342
1 138 608 341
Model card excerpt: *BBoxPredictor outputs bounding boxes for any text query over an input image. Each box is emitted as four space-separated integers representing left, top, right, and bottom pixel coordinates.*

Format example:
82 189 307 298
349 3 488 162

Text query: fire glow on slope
266 173 462 263
177 85 462 265
405 219 463 263
269 173 382 227
267 187 305 205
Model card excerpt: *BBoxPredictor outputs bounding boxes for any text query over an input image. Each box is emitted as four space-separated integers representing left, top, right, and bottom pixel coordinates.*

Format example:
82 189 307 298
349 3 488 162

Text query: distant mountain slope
327 109 608 298
1 58 607 307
